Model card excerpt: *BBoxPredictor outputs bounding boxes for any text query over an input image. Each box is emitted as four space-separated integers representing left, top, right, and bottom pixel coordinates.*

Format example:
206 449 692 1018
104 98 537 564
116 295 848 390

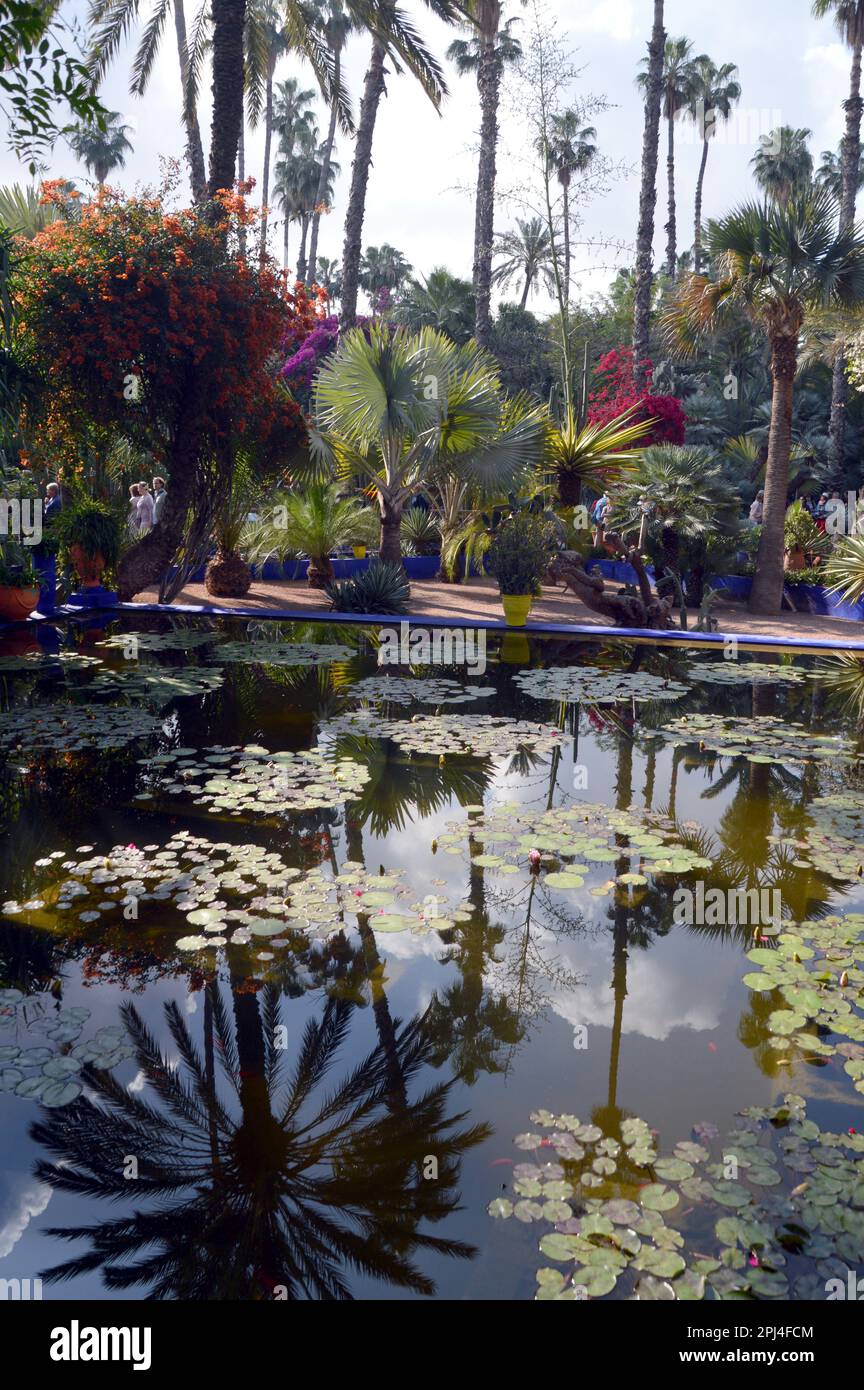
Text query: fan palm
67 111 133 186
544 403 655 508
316 254 342 302
31 990 487 1299
545 110 597 296
448 8 524 344
751 127 814 205
638 35 702 279
686 56 741 273
491 216 557 307
664 189 864 614
816 144 864 200
311 324 547 565
244 483 366 585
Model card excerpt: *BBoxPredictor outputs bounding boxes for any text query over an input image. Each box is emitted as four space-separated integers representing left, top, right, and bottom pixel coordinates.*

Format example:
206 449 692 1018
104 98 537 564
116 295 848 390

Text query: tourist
128 483 141 535
136 481 155 533
44 481 62 523
591 492 609 545
152 476 167 525
814 492 830 533
749 490 764 524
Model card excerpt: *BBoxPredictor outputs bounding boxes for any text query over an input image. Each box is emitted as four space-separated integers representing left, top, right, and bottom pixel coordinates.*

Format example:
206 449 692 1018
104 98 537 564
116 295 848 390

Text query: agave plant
401 505 441 556
244 485 368 588
326 560 410 614
825 534 864 605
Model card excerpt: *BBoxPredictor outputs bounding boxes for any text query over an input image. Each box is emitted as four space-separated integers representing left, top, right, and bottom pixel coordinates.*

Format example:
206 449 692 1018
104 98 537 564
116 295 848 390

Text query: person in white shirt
128 484 141 536
136 481 155 533
749 490 764 524
152 477 167 525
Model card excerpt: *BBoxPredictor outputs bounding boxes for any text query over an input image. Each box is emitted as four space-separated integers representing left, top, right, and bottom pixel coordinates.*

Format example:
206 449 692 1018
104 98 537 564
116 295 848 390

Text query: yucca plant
244 484 368 588
326 561 410 614
544 403 656 507
825 535 864 604
401 505 440 555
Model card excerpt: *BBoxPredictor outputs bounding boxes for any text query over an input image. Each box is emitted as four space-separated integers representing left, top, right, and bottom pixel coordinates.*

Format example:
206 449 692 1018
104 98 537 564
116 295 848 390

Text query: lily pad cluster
439 801 713 892
0 701 162 752
322 709 565 758
741 917 864 1079
796 795 864 883
212 640 355 666
0 989 135 1107
99 629 217 652
0 650 103 672
89 666 225 701
348 674 496 706
7 832 454 956
512 667 690 705
134 742 369 817
686 661 804 686
489 1095 864 1301
652 714 854 765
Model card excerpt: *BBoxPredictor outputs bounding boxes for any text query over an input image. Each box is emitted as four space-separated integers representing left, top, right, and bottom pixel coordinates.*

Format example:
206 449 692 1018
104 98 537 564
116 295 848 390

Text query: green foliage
0 2 106 169
0 537 38 587
783 499 831 556
826 535 864 604
244 485 367 568
326 560 411 614
401 505 441 555
486 512 557 596
51 499 121 568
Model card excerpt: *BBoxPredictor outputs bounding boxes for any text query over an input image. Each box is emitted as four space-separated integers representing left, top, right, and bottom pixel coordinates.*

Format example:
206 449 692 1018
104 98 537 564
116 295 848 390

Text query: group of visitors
128 477 167 536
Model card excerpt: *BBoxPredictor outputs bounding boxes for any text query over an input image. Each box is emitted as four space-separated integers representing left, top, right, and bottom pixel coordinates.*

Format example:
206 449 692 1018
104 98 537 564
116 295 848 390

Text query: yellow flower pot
352 545 367 560
501 593 532 627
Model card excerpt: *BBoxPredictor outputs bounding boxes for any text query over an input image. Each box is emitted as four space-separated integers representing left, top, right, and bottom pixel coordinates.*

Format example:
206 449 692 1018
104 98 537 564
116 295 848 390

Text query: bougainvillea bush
588 347 687 448
15 182 317 596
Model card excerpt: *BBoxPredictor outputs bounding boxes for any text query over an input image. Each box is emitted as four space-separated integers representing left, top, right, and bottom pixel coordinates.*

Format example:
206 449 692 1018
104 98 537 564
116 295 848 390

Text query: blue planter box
711 574 752 600
585 558 656 586
404 555 440 579
785 582 864 621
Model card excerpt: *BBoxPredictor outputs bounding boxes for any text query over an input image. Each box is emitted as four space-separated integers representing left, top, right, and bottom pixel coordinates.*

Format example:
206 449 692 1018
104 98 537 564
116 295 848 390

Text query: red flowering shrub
588 347 686 447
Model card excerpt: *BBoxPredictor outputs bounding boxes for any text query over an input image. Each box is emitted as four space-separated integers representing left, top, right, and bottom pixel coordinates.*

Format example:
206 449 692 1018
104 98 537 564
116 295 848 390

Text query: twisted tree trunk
633 0 665 388
341 40 386 326
829 38 863 475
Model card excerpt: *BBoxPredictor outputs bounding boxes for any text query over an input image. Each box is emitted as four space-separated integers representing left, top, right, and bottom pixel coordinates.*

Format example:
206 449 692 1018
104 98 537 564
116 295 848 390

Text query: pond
0 614 863 1302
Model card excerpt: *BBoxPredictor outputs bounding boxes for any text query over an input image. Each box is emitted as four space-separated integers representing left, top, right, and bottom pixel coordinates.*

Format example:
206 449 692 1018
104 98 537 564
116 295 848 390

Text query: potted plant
784 500 829 571
205 465 260 598
52 500 121 596
0 541 40 622
486 512 556 626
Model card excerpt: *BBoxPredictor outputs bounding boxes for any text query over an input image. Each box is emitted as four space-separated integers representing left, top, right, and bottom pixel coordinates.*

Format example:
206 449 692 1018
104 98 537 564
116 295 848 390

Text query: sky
0 0 856 312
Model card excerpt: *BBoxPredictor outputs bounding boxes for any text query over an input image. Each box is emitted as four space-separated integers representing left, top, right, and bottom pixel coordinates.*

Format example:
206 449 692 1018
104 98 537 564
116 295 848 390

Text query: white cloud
0 1177 52 1260
568 0 635 43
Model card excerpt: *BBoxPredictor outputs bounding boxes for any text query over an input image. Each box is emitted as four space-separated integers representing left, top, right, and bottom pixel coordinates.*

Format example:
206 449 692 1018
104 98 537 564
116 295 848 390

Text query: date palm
751 126 814 205
638 35 701 280
340 1 458 328
87 0 208 200
245 0 290 259
271 75 317 264
395 266 475 341
813 1 864 472
686 56 741 273
311 324 547 564
359 242 413 300
544 110 596 298
448 10 523 345
307 1 354 285
491 215 556 308
633 0 665 387
665 189 864 615
32 989 487 1299
68 110 133 186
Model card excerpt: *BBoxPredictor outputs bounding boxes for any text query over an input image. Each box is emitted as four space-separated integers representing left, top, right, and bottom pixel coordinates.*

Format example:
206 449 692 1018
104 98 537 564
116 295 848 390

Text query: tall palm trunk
237 119 246 255
829 38 864 474
174 0 207 202
750 332 797 614
561 178 571 298
693 134 710 273
341 40 386 326
519 269 531 308
665 107 677 278
296 214 310 282
208 0 246 199
283 213 290 270
473 24 501 348
633 0 665 388
258 59 276 261
307 48 341 286
378 495 403 565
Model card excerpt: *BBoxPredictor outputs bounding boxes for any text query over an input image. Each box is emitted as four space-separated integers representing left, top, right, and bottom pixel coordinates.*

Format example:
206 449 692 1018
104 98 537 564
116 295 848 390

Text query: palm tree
340 1 455 329
687 56 741 273
448 11 523 346
665 188 864 614
245 0 290 260
245 482 367 586
491 216 556 307
312 324 547 564
545 111 596 298
316 254 343 303
32 991 487 1298
813 1 864 473
359 242 413 310
633 0 666 388
816 143 864 198
751 126 814 205
274 121 334 277
395 267 475 341
638 36 701 281
67 111 133 186
544 404 655 508
271 78 317 267
307 1 354 286
87 0 208 201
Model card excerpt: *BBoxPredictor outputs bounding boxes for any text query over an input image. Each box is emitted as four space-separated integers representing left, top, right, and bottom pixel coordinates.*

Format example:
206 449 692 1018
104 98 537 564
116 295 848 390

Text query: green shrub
52 499 121 569
486 512 557 596
401 505 440 556
0 540 39 587
326 561 410 615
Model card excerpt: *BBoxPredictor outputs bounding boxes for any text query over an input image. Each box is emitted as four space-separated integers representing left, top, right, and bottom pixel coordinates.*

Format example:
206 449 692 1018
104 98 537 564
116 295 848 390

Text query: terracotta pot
0 586 39 622
70 545 106 588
